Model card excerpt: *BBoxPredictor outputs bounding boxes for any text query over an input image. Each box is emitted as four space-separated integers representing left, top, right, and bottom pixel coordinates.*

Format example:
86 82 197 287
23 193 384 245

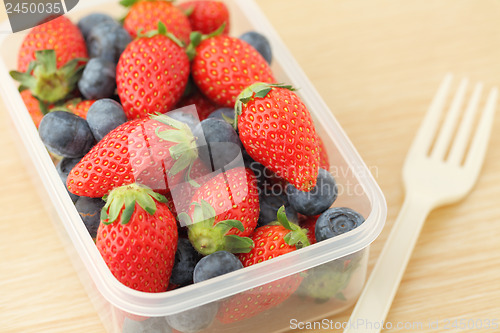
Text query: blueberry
86 21 132 64
75 197 105 239
122 317 172 333
78 58 117 100
39 111 95 158
165 302 218 333
170 238 202 286
193 251 243 283
77 13 116 41
56 157 81 202
315 207 365 242
239 31 272 64
192 118 242 171
207 107 235 122
286 168 337 216
86 99 128 141
258 192 298 226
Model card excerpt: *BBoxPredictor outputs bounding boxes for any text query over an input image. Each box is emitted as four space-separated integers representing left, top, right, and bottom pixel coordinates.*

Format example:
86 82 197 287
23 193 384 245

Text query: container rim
0 0 387 317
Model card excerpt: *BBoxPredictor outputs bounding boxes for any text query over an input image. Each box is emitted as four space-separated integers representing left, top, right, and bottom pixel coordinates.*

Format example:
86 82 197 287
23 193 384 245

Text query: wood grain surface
1 1 500 332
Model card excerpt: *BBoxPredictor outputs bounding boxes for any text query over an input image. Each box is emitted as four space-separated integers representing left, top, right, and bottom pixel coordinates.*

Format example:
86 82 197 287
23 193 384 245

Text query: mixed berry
10 0 368 330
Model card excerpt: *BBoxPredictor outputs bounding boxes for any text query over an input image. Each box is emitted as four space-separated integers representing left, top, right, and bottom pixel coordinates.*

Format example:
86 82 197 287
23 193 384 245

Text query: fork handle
343 192 433 333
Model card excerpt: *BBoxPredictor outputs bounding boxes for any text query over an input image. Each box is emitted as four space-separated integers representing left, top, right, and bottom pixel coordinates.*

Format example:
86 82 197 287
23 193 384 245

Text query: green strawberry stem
181 4 195 16
138 21 185 48
10 50 87 104
100 183 167 225
151 113 199 184
276 206 311 249
233 82 295 130
180 200 254 255
185 23 227 61
120 0 173 8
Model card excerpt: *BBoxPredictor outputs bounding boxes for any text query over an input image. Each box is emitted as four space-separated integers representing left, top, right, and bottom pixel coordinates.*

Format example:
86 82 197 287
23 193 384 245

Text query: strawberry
121 0 192 44
64 98 96 119
167 157 212 217
96 183 178 292
235 82 320 191
178 1 230 35
16 16 87 73
299 214 318 244
188 31 276 107
116 22 190 119
179 167 259 255
67 113 199 198
11 49 87 104
20 90 48 128
218 207 310 323
176 86 218 121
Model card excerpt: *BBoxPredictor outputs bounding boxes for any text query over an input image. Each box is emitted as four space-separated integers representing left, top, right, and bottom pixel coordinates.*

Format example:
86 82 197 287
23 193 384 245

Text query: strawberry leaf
177 212 192 226
170 153 193 176
182 5 195 16
277 206 295 230
158 21 167 36
108 196 124 223
185 23 226 61
119 0 137 7
277 206 311 249
218 220 245 232
200 200 215 220
224 235 254 253
100 206 110 223
150 191 167 204
192 202 206 224
136 191 157 215
121 196 136 225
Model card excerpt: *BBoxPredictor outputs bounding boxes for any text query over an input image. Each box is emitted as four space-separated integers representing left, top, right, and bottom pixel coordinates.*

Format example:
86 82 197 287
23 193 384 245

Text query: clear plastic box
0 0 387 332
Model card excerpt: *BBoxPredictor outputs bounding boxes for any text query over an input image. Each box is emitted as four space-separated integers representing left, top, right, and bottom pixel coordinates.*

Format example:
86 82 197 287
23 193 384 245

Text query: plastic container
0 0 387 332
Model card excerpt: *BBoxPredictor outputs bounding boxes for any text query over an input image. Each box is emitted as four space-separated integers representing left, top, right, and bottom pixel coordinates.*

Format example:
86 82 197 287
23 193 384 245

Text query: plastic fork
344 74 498 333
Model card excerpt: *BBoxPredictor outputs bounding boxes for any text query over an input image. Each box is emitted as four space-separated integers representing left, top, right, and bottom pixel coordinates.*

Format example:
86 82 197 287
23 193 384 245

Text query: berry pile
11 1 367 330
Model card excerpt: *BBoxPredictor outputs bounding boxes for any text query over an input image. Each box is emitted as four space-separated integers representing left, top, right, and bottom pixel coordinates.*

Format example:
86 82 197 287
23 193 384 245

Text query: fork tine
447 82 483 165
464 87 498 175
430 78 468 159
410 74 453 155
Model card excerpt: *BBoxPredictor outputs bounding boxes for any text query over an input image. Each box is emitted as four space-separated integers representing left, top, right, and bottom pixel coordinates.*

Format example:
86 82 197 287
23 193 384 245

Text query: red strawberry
180 167 259 255
17 16 87 73
178 1 230 35
65 99 96 119
67 114 198 198
20 90 47 128
235 83 320 191
299 214 318 244
239 207 310 266
167 157 212 217
116 23 190 119
218 207 309 323
189 33 275 107
96 183 178 292
176 86 218 121
122 0 191 44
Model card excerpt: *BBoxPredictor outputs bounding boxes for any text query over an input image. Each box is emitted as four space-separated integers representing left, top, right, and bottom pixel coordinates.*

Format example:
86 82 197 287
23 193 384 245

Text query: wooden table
1 1 500 332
